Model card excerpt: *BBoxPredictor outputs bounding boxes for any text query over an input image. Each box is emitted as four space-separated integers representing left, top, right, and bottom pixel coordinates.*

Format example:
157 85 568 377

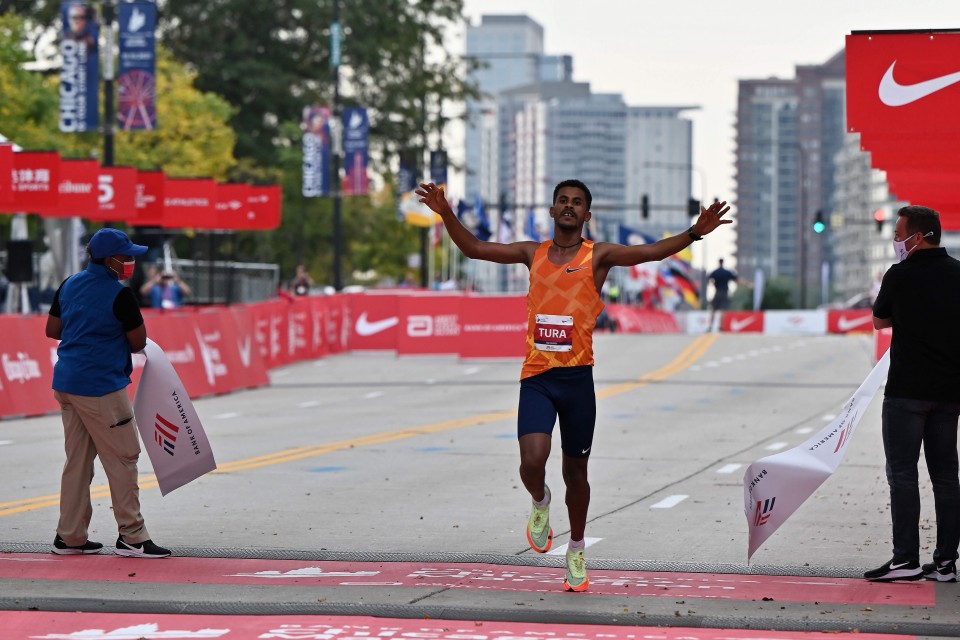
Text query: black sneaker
115 536 171 558
864 558 923 582
922 559 958 582
51 533 103 555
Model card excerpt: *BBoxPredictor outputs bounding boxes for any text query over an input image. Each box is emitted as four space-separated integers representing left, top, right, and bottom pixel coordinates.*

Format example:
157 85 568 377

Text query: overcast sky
450 0 960 268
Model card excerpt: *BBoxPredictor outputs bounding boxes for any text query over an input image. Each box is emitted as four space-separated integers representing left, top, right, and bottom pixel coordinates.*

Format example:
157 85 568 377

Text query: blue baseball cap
88 228 148 259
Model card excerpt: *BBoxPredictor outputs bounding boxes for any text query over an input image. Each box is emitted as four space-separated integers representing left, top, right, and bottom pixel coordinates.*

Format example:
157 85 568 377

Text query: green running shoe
525 485 553 553
563 546 589 592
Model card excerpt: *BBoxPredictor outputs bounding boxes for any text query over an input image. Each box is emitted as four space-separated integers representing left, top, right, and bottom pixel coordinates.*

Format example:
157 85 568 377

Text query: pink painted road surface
0 553 933 605
0 611 918 640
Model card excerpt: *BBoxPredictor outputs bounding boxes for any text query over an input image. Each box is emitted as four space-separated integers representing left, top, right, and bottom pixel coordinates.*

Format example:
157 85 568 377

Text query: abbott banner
133 339 217 495
743 350 890 560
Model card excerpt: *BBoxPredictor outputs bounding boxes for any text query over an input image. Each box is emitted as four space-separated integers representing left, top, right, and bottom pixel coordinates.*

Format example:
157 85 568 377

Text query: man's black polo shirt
874 247 960 402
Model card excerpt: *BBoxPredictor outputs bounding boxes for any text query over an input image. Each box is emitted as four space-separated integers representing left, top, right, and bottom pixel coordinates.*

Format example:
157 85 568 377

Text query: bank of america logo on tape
154 413 180 456
754 497 776 526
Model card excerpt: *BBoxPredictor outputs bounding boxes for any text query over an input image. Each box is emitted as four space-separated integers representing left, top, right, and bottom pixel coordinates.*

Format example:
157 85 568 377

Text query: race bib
535 314 573 352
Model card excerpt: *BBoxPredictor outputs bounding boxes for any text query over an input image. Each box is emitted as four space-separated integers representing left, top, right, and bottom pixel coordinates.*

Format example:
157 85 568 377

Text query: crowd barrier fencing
0 294 883 420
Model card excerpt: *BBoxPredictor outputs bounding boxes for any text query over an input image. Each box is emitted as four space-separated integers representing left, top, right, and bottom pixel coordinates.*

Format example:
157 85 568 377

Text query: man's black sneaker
115 536 171 559
922 559 958 582
864 558 923 582
51 533 103 555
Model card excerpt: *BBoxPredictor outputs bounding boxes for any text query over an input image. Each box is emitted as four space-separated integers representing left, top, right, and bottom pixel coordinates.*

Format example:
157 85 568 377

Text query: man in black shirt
707 258 737 331
865 205 960 583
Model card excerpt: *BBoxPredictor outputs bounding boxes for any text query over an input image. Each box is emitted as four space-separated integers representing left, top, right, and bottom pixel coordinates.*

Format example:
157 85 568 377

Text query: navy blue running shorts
518 365 596 458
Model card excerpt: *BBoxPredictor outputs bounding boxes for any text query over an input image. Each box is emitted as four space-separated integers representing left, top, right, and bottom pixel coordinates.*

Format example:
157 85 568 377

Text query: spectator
290 264 314 296
140 265 191 309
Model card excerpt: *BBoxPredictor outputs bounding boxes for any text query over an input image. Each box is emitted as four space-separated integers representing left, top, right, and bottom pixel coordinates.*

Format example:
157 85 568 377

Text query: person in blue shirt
140 264 192 309
707 258 738 331
45 228 171 559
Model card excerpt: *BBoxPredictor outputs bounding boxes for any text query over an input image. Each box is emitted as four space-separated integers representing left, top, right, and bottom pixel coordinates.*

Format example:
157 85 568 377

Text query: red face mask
108 257 136 280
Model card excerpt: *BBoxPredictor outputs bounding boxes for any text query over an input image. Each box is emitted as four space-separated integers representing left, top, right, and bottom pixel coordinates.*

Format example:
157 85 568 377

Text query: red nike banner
163 178 217 229
7 150 60 213
246 184 282 230
847 31 960 227
36 158 99 218
847 31 960 136
94 166 138 222
0 144 13 207
827 309 874 334
722 311 764 333
215 182 252 229
134 170 165 225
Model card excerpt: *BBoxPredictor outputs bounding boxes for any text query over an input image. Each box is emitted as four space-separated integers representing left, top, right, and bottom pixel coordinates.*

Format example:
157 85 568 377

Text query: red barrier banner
284 297 313 362
215 182 252 229
827 309 874 334
0 144 14 207
142 311 215 398
94 166 137 222
250 299 290 369
396 295 461 355
0 315 59 418
191 309 268 393
306 295 329 359
722 311 765 333
875 327 892 362
458 295 526 358
36 158 99 218
134 170 165 225
163 178 217 229
226 304 270 387
246 184 282 230
350 293 401 350
605 304 681 333
9 150 60 213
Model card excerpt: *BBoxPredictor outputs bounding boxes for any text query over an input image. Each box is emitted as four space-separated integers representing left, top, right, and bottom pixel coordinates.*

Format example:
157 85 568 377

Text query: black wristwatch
687 227 703 241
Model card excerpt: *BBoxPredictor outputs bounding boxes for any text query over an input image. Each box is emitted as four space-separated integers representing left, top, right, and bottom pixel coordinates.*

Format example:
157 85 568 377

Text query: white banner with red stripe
133 339 217 495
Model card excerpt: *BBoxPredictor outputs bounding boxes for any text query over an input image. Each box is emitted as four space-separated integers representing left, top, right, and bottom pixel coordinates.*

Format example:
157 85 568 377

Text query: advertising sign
117 1 158 130
302 105 331 197
59 2 99 132
342 106 369 195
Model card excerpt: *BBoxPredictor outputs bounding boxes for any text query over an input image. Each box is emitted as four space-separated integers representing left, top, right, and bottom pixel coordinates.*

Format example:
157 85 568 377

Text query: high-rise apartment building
735 51 845 307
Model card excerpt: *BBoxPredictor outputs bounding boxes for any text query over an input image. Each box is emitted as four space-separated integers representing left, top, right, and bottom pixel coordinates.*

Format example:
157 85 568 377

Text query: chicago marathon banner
117 1 157 130
743 350 890 560
133 339 217 496
342 106 369 195
59 2 99 132
302 105 331 197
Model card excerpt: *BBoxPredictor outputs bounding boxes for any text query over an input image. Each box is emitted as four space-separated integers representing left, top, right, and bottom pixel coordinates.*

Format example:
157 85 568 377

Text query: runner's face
551 187 591 231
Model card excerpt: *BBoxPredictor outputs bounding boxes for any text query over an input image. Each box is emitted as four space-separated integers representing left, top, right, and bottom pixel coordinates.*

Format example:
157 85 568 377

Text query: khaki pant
54 388 150 545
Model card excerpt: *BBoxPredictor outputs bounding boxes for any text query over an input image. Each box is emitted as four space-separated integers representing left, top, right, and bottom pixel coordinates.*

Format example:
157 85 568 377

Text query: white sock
533 489 550 507
569 538 585 551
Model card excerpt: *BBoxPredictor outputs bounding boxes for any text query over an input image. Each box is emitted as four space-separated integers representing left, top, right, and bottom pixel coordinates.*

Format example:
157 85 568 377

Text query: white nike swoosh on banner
355 312 399 336
879 60 960 107
837 315 872 332
730 318 756 332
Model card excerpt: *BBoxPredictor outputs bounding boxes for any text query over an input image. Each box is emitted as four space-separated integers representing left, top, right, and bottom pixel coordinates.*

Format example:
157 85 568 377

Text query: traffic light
641 194 650 219
687 198 700 218
813 210 825 234
873 209 885 233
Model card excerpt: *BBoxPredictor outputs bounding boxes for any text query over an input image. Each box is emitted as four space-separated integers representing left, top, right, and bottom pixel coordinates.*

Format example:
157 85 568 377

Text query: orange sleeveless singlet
520 239 604 380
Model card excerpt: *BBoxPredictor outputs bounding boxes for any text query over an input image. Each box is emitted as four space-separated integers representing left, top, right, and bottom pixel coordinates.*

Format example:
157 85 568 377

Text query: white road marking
215 412 241 419
298 401 321 408
363 391 383 399
0 440 12 446
765 442 788 451
425 379 437 385
822 414 836 421
721 357 734 363
795 427 813 434
650 494 689 509
463 367 481 375
547 537 603 555
716 463 742 474
689 365 701 372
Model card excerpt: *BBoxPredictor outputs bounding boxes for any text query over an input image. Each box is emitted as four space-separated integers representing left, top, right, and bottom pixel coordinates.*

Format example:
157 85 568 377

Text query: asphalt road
1 333 957 639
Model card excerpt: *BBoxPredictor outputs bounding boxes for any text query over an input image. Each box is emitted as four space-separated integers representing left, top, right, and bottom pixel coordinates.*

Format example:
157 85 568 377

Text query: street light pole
330 0 343 291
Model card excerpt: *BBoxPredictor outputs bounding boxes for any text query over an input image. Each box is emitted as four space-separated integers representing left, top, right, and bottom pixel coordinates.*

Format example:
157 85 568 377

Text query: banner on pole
59 2 99 132
743 350 890 560
133 339 217 496
117 1 158 130
342 106 369 195
430 149 448 189
302 105 331 197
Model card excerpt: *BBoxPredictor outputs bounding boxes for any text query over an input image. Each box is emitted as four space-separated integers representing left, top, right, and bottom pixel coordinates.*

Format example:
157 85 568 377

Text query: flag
117 1 157 130
744 351 890 560
474 195 492 241
133 339 217 495
60 2 99 132
497 207 513 244
619 224 656 246
524 208 538 241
